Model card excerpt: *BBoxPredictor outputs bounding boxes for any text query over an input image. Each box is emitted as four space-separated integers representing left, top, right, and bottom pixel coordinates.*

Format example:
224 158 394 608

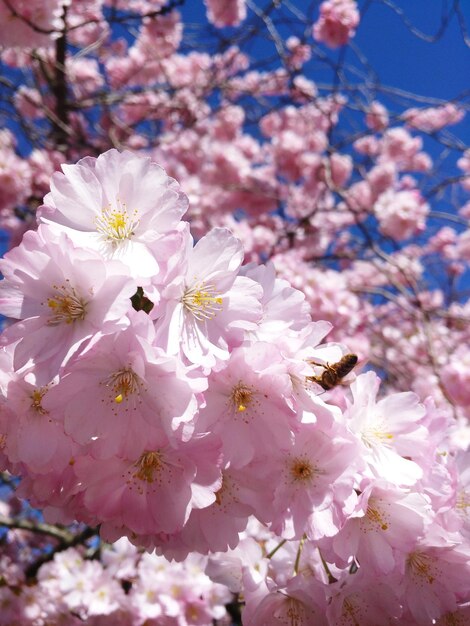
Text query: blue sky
356 1 470 101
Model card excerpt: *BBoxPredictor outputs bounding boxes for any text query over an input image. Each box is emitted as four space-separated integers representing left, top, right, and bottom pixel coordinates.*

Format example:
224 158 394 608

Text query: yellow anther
46 282 87 326
134 451 162 483
182 281 223 321
230 383 253 413
95 199 139 244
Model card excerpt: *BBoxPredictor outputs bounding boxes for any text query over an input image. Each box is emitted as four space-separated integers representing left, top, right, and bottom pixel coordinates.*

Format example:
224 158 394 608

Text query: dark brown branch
0 515 74 543
52 6 70 152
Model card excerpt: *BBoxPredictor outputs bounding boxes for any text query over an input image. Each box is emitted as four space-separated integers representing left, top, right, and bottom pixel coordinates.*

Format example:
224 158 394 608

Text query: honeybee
307 353 358 391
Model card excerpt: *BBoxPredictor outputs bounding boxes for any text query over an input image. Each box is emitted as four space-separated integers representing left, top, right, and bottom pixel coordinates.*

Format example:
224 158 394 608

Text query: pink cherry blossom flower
267 419 358 540
365 101 389 132
0 225 135 385
38 549 126 620
73 433 222 536
286 36 312 70
44 318 203 459
154 227 263 367
435 605 470 625
240 261 311 342
374 188 429 240
135 10 182 60
1 359 76 474
345 372 428 486
0 130 32 213
198 342 297 466
129 551 231 624
0 0 68 49
379 127 425 169
326 568 403 625
146 473 253 559
403 103 465 133
204 0 247 28
312 0 360 49
440 345 470 407
66 0 109 48
400 529 470 623
242 572 329 626
450 451 470 540
38 149 188 280
206 536 266 594
457 149 470 191
331 481 430 575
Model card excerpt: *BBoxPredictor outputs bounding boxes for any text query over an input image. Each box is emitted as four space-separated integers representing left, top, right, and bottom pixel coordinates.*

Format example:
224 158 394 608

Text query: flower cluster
0 0 68 49
204 0 247 28
312 0 360 48
0 536 231 625
1 149 470 624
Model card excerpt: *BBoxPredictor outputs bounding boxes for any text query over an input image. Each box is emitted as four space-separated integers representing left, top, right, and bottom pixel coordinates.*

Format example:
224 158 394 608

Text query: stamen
406 552 436 584
95 199 139 245
456 490 470 514
230 383 253 413
285 598 305 626
342 598 361 623
46 280 87 325
102 368 142 404
214 473 231 507
361 421 394 448
134 451 162 483
290 456 323 483
30 387 49 415
182 281 223 321
366 505 389 530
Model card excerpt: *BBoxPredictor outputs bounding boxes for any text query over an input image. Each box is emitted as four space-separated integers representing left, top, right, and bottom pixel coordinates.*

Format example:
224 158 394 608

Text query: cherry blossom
204 0 247 28
312 0 360 49
0 0 68 49
38 149 188 280
1 1 470 623
0 224 135 384
154 227 263 367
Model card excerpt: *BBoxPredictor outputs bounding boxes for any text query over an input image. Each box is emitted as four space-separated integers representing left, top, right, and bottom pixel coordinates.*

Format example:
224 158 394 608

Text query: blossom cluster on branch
0 150 469 625
0 519 232 625
1 0 470 624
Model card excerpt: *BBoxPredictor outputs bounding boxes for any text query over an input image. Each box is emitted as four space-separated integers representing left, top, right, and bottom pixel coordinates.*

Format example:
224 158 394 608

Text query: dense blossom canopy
0 1 470 625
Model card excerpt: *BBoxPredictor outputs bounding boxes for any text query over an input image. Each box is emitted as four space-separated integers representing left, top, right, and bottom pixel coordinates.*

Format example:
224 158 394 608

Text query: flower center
230 383 253 413
134 451 163 483
103 368 142 404
182 281 223 321
46 281 87 325
290 457 314 482
215 478 225 506
456 489 470 515
284 598 306 626
406 552 435 584
361 420 394 448
30 387 49 415
95 199 139 245
290 455 323 483
342 598 361 623
365 504 389 530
